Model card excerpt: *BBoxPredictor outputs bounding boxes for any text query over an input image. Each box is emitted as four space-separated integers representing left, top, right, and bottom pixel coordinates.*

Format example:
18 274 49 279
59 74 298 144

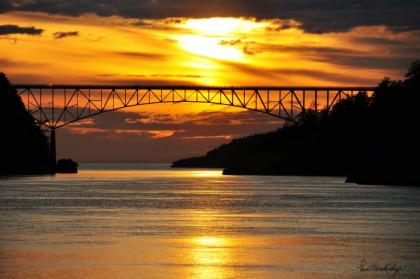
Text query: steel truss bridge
14 84 376 163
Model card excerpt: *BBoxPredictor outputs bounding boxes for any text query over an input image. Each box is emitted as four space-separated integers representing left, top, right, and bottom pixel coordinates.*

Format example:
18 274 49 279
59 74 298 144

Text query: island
56 159 79 174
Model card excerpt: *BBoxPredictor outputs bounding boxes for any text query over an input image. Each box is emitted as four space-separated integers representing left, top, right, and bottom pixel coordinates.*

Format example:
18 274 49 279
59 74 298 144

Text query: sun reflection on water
189 236 234 279
189 170 223 177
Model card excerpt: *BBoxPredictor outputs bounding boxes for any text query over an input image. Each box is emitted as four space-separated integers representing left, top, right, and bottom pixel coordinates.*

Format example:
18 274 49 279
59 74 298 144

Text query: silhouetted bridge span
14 84 376 162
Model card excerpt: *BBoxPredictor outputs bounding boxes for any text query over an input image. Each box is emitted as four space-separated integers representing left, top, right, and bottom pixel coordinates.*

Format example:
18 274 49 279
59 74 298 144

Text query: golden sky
2 12 418 86
1 9 419 162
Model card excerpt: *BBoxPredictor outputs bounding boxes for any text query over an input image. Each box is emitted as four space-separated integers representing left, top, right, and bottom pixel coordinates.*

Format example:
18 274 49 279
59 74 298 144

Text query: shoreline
172 165 419 186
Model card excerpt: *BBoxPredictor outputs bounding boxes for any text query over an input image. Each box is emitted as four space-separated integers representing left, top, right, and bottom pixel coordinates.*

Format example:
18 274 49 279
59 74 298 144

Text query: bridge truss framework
15 85 376 129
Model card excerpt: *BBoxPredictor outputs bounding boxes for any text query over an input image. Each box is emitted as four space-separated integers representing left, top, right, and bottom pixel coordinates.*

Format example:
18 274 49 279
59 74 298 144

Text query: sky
1 0 420 163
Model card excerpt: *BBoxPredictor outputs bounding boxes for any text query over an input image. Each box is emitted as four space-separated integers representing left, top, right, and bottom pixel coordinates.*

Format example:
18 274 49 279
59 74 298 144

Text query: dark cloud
235 41 362 57
0 24 43 35
149 74 203 78
311 55 414 73
133 18 187 30
91 77 201 86
5 73 47 83
3 0 420 32
0 58 44 67
242 42 420 72
113 51 169 60
219 39 243 46
53 31 78 39
285 46 417 72
273 68 379 85
0 1 12 12
220 60 380 85
0 58 16 67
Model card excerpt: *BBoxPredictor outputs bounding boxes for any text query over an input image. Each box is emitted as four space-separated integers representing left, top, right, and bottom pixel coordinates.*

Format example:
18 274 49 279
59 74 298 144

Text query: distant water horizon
79 163 176 170
1 165 419 278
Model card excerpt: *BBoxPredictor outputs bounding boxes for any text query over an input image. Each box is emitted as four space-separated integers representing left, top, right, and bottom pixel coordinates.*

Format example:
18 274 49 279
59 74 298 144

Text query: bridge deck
14 84 377 91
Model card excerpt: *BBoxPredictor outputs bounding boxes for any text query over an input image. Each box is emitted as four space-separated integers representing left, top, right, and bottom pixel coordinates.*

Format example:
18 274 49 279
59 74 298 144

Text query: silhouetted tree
173 61 420 185
0 73 53 175
404 60 420 86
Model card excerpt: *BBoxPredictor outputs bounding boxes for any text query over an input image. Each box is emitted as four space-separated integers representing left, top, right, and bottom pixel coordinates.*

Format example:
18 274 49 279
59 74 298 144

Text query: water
0 165 419 278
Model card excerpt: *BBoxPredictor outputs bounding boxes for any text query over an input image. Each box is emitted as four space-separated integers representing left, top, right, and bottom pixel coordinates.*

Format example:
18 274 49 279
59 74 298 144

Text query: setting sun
181 17 266 35
174 18 266 66
177 35 244 61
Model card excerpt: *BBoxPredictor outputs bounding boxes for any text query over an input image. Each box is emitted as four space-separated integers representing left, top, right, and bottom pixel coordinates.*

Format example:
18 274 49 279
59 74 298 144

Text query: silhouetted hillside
172 61 420 186
0 73 53 175
173 93 372 176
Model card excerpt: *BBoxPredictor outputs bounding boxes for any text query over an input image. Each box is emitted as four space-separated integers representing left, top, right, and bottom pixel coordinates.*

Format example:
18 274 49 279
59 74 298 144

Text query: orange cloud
68 127 107 134
114 129 178 139
181 135 234 140
68 126 179 139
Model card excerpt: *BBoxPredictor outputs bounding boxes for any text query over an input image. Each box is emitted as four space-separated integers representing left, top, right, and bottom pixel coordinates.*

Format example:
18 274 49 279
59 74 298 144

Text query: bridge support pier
50 129 56 169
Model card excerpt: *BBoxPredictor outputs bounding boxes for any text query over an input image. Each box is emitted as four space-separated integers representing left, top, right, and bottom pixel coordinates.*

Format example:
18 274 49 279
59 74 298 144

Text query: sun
174 18 266 61
176 35 244 60
182 17 266 35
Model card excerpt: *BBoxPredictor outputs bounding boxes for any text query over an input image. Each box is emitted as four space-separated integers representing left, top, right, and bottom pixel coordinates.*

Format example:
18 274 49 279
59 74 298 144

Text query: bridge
14 84 376 163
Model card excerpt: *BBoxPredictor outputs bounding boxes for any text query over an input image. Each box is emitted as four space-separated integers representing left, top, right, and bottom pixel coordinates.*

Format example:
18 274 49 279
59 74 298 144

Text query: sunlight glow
173 18 268 62
190 170 223 177
182 18 266 35
189 235 233 279
193 236 228 247
177 35 244 61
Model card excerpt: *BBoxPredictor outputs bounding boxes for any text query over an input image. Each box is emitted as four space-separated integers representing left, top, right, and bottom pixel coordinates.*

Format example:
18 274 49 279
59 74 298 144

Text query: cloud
68 126 179 139
181 135 235 140
132 18 187 31
114 129 178 139
272 68 379 85
68 118 96 127
219 39 242 46
149 74 203 78
0 24 43 35
67 127 107 135
90 77 201 86
9 0 34 8
98 73 201 79
113 51 168 60
0 58 20 67
0 58 44 68
216 59 386 85
53 31 78 39
254 44 414 72
3 0 420 32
